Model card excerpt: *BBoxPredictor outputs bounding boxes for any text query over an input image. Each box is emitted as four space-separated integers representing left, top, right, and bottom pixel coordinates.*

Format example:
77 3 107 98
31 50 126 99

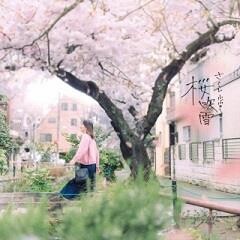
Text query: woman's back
77 133 99 167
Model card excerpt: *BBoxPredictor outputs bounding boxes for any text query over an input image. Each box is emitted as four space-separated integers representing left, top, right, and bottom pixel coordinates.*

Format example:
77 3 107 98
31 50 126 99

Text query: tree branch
46 33 51 66
162 13 180 55
113 99 127 104
128 105 138 121
0 30 11 41
141 20 240 139
97 59 139 89
66 44 82 54
119 0 156 21
194 0 217 28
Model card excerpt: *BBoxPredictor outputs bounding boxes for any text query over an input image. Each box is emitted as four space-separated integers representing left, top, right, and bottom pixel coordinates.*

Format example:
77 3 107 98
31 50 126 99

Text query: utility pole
172 146 179 228
32 122 36 162
169 122 179 228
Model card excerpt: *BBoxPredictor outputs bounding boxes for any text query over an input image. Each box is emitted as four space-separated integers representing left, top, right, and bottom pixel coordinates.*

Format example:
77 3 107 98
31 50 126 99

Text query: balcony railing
203 141 215 163
178 144 186 160
189 142 201 163
223 138 240 159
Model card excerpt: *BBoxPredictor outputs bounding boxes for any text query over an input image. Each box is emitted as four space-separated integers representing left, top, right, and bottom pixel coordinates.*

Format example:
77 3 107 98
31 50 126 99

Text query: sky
25 75 96 109
1 68 96 113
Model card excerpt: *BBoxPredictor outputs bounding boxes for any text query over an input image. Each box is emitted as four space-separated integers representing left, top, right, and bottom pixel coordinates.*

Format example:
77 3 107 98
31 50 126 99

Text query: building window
178 144 186 160
223 138 240 159
40 133 52 142
164 148 170 164
189 142 200 163
71 118 77 126
48 117 56 123
61 103 68 111
169 91 176 110
203 141 214 163
72 103 77 111
183 126 191 142
169 122 177 145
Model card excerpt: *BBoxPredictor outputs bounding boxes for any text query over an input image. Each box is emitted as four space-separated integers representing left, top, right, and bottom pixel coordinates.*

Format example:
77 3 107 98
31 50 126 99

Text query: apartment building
155 49 240 193
35 95 91 153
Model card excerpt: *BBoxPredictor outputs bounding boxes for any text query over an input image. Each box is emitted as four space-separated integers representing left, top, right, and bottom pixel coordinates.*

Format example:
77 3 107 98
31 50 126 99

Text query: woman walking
70 120 100 191
58 120 99 201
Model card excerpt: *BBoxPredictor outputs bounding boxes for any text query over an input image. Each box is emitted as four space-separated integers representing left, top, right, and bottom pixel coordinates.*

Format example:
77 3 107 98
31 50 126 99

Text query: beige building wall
155 100 168 176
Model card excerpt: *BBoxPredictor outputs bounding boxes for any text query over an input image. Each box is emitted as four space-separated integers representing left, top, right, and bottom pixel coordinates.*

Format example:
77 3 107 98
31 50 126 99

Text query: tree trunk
130 139 152 180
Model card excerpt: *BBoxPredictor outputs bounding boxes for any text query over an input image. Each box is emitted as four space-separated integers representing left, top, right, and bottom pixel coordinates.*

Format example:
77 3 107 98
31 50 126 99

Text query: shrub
0 111 12 153
23 168 53 192
100 148 123 182
63 134 80 163
5 168 53 192
0 203 49 240
94 126 111 149
1 174 174 240
0 149 8 175
57 174 172 240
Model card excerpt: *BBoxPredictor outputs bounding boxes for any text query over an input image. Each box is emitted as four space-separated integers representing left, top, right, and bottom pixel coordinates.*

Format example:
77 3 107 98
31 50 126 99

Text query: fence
159 179 240 239
1 161 74 181
182 195 240 238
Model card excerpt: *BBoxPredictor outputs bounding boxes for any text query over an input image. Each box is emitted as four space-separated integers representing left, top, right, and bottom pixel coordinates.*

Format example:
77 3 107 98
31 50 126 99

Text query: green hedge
0 175 173 240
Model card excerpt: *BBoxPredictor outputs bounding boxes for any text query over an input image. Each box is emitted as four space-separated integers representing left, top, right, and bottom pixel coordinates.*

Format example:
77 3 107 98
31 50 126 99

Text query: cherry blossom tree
0 0 240 177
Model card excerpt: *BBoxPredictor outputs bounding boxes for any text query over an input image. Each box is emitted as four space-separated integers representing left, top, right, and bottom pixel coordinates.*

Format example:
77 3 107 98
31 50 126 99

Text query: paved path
159 177 240 215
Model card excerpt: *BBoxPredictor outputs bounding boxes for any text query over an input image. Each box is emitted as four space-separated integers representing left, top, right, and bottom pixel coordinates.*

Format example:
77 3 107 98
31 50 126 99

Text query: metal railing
164 137 240 163
223 137 240 159
182 196 240 238
159 189 240 239
189 142 201 163
178 144 186 160
203 140 215 163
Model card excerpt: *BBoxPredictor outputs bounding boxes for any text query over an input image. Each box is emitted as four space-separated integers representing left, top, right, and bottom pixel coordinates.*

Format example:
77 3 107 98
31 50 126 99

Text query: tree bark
131 139 152 180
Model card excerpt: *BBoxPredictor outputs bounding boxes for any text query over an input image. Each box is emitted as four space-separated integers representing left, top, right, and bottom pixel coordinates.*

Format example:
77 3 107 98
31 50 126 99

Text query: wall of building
35 96 89 153
155 99 169 176
155 49 240 194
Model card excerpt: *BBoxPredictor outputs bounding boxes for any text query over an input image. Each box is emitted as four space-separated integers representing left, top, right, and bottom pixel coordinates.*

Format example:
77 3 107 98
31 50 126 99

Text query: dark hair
83 120 94 139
